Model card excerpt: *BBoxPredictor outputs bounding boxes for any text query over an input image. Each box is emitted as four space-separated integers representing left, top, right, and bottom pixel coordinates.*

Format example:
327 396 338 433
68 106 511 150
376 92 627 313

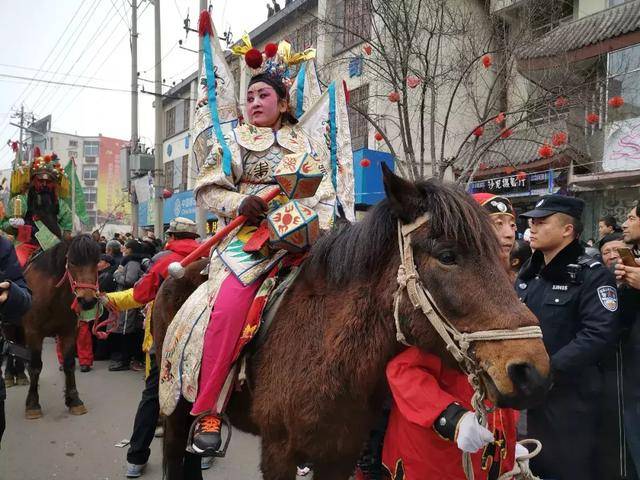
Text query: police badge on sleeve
597 286 618 312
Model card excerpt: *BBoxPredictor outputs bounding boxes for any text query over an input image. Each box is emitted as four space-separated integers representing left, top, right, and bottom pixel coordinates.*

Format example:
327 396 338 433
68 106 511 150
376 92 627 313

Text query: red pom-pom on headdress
33 146 41 158
264 43 278 58
245 48 264 69
198 10 214 37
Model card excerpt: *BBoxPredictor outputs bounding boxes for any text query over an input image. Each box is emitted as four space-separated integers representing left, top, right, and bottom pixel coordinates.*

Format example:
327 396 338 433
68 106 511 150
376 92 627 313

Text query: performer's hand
0 282 10 304
455 412 494 453
239 195 268 225
515 442 530 469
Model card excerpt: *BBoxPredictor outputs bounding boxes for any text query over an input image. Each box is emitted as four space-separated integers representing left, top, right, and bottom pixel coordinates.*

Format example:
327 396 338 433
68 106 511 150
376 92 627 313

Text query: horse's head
66 234 101 311
383 166 550 409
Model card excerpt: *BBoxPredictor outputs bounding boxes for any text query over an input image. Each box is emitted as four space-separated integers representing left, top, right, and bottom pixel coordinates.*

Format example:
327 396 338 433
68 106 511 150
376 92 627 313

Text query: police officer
515 194 619 480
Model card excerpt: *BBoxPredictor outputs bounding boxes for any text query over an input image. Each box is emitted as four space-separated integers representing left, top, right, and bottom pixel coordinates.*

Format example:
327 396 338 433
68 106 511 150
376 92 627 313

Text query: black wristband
433 402 468 441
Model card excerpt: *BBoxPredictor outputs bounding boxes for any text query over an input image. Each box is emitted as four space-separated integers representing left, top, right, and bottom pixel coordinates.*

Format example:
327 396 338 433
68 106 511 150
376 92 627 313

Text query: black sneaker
191 414 222 455
80 365 92 373
108 361 130 371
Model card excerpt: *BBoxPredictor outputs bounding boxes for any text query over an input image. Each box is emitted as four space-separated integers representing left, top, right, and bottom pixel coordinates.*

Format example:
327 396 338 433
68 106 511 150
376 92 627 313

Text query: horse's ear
382 163 420 223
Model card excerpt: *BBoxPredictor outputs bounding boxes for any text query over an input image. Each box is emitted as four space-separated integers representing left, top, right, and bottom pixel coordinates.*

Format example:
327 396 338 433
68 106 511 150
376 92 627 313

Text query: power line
110 0 131 29
0 73 132 93
0 63 106 82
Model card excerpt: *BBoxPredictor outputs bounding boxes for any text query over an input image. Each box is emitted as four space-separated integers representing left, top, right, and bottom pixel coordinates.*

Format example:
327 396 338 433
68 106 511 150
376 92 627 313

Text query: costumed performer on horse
381 194 535 480
159 9 355 457
1 147 72 267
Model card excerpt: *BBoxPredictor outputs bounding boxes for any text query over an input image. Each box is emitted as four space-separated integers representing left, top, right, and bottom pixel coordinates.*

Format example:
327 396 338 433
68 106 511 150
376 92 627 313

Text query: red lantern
10 141 18 152
481 55 492 68
538 144 554 158
516 171 527 181
388 91 400 103
264 43 278 58
472 126 484 137
360 158 371 168
245 48 263 69
608 96 625 108
363 44 372 55
554 96 568 108
504 166 515 174
500 127 513 139
551 131 567 146
162 188 173 199
495 112 505 124
406 76 421 89
586 112 600 125
374 132 384 142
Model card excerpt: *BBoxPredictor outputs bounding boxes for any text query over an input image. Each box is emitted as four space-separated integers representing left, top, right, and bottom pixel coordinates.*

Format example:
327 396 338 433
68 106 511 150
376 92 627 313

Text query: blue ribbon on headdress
295 63 307 118
328 82 338 190
203 33 232 176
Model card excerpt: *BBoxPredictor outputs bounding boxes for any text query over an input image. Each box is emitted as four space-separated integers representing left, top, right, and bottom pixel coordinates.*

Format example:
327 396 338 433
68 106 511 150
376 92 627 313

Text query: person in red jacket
381 193 524 480
102 217 201 479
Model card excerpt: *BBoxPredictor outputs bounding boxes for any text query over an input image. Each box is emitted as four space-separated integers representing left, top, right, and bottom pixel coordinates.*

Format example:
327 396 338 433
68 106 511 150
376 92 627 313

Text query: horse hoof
25 408 43 419
69 404 88 415
15 375 29 386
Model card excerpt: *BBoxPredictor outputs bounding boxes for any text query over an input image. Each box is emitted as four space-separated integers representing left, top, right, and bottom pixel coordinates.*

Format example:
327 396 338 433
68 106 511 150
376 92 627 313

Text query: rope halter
393 213 544 480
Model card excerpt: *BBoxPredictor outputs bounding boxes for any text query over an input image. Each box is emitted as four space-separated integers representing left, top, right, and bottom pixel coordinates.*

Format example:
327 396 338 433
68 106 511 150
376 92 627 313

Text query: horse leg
12 326 29 385
260 437 297 480
60 331 87 415
163 399 202 480
25 334 43 419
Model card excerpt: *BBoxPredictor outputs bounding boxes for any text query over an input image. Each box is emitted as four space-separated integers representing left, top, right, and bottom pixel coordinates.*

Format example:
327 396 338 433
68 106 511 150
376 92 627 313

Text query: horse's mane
30 234 100 275
306 178 501 287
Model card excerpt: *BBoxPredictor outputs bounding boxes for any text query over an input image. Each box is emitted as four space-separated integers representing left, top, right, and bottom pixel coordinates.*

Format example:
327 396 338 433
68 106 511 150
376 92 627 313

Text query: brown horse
154 167 551 480
21 234 101 419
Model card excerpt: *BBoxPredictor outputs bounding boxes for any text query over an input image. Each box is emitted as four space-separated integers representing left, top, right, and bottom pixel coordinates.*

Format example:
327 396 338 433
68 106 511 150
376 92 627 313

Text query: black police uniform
515 195 620 480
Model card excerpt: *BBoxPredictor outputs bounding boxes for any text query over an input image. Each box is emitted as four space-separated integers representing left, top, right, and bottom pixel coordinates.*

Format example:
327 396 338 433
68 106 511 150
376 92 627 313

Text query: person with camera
0 235 32 447
615 204 640 475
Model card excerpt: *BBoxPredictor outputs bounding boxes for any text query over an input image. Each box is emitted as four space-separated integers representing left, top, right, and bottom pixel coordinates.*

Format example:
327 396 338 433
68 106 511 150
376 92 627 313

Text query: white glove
515 442 530 469
455 412 494 453
9 217 24 227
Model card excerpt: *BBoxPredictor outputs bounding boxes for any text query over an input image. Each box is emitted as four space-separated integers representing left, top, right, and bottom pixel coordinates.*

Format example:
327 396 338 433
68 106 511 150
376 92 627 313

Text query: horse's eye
437 251 457 265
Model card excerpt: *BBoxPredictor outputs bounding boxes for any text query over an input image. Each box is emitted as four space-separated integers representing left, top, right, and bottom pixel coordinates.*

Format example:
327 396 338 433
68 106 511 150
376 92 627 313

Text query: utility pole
130 0 139 236
153 0 164 239
195 0 208 238
17 105 24 166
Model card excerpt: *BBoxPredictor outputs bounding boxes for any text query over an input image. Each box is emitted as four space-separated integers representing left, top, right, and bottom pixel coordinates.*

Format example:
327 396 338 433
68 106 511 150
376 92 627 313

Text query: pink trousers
191 273 262 416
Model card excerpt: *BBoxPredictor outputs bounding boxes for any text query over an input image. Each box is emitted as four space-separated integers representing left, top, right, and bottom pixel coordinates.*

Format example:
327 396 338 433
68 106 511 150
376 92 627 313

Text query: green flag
64 160 90 225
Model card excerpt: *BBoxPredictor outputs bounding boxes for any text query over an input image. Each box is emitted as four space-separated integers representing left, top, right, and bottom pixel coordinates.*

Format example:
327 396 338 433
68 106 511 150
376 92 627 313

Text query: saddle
158 253 307 418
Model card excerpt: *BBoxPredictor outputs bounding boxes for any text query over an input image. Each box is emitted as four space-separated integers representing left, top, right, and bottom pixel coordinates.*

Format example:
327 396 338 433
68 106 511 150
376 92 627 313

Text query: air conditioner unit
84 179 95 186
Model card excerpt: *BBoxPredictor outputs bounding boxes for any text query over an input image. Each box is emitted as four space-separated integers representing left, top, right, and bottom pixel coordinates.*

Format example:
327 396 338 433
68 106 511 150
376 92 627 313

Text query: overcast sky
0 0 267 169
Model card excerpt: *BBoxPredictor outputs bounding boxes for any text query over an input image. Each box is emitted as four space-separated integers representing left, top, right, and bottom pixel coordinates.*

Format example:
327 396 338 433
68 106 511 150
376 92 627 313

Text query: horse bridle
55 262 99 304
393 213 543 381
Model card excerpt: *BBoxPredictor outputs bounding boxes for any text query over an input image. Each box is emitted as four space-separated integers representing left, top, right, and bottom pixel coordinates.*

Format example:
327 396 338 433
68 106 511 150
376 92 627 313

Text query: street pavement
0 338 272 480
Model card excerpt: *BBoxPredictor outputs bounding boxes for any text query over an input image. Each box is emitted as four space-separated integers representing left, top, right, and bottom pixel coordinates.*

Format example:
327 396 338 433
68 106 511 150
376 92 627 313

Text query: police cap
521 194 584 220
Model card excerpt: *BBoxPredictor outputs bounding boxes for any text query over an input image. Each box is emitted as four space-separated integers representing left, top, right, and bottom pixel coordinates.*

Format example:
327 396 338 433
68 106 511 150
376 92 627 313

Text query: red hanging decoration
363 45 372 55
554 96 568 108
360 158 371 168
473 126 484 137
264 43 278 58
245 48 264 69
406 76 421 89
500 127 513 139
538 144 554 158
586 112 600 125
608 96 625 108
33 146 41 157
495 112 505 124
504 166 515 174
374 132 384 141
516 171 527 181
551 131 567 146
198 10 214 37
10 141 18 152
388 91 400 103
162 188 174 199
481 55 492 68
